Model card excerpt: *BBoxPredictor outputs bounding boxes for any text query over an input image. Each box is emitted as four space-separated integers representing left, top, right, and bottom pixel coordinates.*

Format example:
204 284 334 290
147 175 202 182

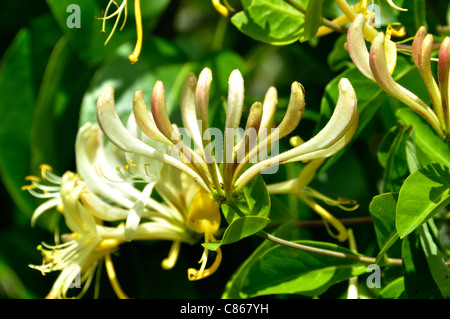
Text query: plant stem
265 216 373 230
284 0 347 34
258 230 403 266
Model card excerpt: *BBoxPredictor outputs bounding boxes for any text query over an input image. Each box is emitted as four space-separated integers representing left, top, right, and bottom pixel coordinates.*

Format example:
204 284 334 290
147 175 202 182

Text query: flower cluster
97 68 359 205
23 119 224 297
347 13 450 140
25 67 359 298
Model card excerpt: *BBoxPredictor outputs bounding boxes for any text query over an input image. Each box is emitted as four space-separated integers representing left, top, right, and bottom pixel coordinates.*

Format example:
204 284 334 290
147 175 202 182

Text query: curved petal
235 78 358 192
370 33 443 136
96 86 210 191
347 14 375 81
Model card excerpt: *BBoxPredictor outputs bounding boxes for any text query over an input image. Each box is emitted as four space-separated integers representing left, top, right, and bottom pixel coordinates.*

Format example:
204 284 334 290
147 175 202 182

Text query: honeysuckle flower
97 0 142 64
80 121 223 280
266 138 359 242
25 168 198 298
26 170 126 299
76 119 169 242
23 121 227 297
317 0 407 75
347 14 450 140
77 121 225 277
96 68 359 207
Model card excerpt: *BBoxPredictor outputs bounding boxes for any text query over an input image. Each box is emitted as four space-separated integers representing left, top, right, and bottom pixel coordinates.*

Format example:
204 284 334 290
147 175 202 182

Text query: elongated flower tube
76 123 223 280
347 14 450 139
26 169 197 298
97 68 358 205
24 121 233 297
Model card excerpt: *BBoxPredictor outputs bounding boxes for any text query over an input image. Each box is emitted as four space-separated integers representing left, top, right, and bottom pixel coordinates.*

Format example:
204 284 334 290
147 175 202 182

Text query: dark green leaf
221 174 270 223
377 125 400 169
380 123 412 193
240 241 367 297
29 31 95 184
302 0 324 41
419 223 450 298
79 37 189 126
369 192 401 260
46 0 170 64
402 230 443 298
0 30 37 217
397 0 427 37
222 221 296 299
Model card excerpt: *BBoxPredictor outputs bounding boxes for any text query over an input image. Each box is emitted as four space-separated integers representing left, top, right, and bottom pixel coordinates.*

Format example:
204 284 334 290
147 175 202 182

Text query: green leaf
396 108 450 168
405 130 421 174
380 123 412 193
402 230 443 298
30 36 94 174
222 221 295 299
79 37 190 126
397 0 427 37
327 34 352 72
396 163 450 238
211 175 270 250
377 277 405 299
0 30 37 217
221 174 270 223
369 192 401 261
46 0 170 64
230 0 305 45
240 241 367 298
419 223 450 298
202 216 271 251
302 0 324 41
377 125 400 169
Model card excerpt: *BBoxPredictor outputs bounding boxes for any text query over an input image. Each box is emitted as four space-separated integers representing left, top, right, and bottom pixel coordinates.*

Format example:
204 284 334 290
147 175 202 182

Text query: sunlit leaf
231 0 305 45
396 163 450 238
202 216 271 251
396 108 450 168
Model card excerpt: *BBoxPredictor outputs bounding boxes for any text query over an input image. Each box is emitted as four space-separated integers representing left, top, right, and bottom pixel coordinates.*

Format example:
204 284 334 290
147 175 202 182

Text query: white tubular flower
347 13 449 140
76 120 167 242
21 164 64 227
96 68 359 205
28 171 124 299
25 167 199 298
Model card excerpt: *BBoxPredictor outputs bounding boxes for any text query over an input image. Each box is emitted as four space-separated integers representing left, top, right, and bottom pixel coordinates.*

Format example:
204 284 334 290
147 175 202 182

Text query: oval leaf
202 216 271 251
221 174 270 223
396 163 450 238
231 0 305 45
240 241 367 298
